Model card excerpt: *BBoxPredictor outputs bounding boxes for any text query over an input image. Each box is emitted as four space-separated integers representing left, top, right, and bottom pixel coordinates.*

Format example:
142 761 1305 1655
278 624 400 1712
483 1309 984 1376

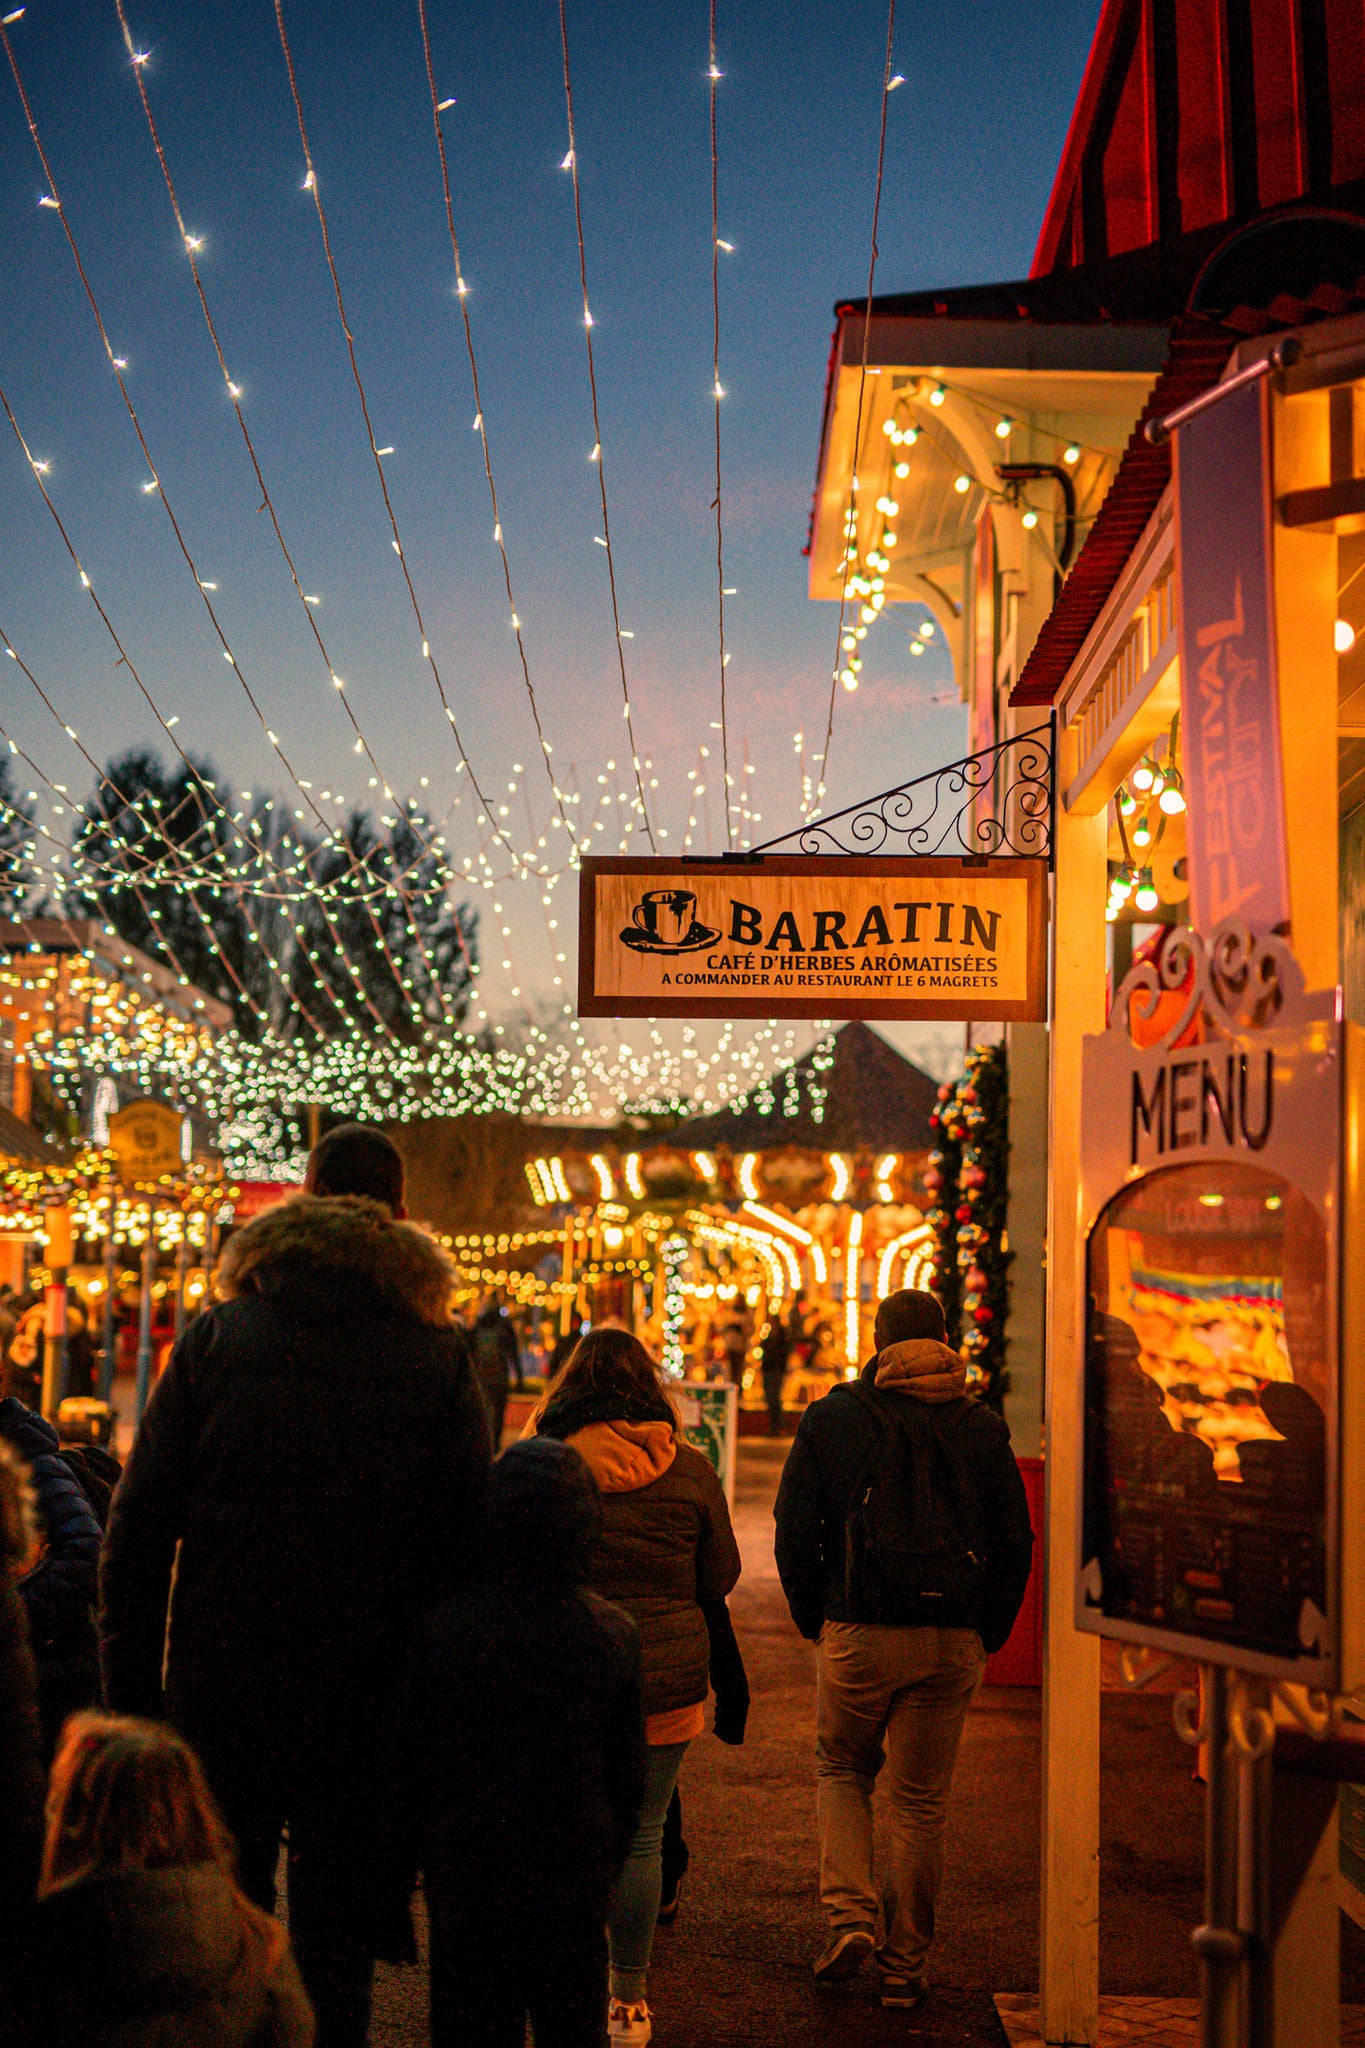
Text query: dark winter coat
99 1196 491 1795
0 1398 101 1744
535 1392 741 1717
25 1864 314 2047
381 1438 645 1961
0 1582 43 2039
470 1305 519 1387
773 1360 1034 1653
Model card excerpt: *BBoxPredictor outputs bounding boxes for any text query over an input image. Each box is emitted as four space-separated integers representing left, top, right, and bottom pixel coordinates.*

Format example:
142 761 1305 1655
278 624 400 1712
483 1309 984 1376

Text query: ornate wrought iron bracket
740 720 1054 863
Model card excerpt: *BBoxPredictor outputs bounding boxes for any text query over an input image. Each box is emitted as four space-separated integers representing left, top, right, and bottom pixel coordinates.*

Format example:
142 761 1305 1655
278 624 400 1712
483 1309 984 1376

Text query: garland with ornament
923 1082 964 1347
930 1043 1011 1410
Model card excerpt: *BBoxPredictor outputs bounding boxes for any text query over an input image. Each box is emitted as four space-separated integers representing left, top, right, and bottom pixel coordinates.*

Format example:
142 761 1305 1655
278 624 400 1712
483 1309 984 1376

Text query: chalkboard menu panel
1082 1160 1329 1671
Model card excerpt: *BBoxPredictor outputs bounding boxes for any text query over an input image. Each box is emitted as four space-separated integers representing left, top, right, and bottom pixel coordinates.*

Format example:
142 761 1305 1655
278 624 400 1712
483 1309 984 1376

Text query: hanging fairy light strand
811 0 899 813
272 0 538 887
415 0 580 856
0 35 437 1041
110 0 474 1002
707 0 733 850
556 0 656 850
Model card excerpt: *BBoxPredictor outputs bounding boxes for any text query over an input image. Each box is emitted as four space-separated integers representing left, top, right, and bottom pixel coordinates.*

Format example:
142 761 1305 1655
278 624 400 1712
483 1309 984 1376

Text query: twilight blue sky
0 0 1098 1082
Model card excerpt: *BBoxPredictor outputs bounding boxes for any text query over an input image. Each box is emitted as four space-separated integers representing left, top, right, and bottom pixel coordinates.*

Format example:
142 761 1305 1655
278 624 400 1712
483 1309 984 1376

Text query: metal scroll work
1110 918 1307 1053
748 723 1054 862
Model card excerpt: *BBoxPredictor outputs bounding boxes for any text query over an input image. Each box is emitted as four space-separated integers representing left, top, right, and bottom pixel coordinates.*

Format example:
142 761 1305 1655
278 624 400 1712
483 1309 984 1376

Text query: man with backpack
773 1286 1033 2011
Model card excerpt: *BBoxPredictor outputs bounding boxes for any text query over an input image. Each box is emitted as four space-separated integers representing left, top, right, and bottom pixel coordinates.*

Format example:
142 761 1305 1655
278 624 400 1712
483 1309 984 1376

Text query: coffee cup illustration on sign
619 887 719 954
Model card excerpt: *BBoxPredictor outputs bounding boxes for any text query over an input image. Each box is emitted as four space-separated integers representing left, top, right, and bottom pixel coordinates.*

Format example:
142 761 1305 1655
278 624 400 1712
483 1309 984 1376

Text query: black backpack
844 1383 984 1625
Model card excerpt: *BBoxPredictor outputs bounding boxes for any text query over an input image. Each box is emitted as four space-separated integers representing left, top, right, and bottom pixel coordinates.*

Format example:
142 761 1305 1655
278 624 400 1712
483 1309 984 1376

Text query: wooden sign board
577 856 1047 1021
108 1098 184 1179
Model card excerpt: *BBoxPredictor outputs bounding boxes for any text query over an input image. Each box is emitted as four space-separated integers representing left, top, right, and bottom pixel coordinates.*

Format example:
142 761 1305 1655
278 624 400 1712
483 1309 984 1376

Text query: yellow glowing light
874 1153 898 1202
875 1222 935 1300
548 1156 572 1203
845 1211 864 1363
808 1244 828 1285
692 1151 716 1182
589 1153 614 1200
741 1200 812 1245
737 1152 761 1200
624 1153 645 1199
828 1154 852 1202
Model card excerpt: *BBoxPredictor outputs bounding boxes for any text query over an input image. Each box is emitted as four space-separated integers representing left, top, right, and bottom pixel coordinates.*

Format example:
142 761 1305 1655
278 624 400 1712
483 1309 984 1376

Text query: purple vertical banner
1173 375 1291 936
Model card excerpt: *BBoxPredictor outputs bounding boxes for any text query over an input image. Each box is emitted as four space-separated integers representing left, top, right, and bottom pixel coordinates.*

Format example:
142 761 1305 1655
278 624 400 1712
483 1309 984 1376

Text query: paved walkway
368 1436 1294 2046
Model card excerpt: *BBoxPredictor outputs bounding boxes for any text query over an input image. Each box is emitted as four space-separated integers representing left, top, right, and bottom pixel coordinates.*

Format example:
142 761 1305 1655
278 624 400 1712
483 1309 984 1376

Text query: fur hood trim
218 1195 456 1327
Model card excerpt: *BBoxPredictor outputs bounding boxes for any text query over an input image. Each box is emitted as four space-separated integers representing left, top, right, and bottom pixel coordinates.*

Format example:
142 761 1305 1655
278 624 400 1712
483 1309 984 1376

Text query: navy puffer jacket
0 1397 101 1745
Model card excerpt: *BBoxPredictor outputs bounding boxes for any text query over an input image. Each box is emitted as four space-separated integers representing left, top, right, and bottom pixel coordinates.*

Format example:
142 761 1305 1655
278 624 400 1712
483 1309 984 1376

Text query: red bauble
962 1086 978 1104
960 1163 987 1189
923 1169 942 1194
936 1083 952 1101
966 1265 988 1291
974 1304 994 1325
955 1203 973 1223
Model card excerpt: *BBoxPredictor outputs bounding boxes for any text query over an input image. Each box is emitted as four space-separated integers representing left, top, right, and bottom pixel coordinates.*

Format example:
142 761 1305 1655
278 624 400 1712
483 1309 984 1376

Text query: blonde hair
41 1714 237 1897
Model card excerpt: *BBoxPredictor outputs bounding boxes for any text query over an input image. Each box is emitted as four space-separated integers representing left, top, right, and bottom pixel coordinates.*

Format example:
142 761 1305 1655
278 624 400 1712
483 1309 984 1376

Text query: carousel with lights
438 1022 974 1426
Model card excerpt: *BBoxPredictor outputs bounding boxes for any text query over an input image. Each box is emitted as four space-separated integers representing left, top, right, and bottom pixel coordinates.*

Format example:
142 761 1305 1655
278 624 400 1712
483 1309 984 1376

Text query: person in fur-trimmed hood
100 1124 490 2048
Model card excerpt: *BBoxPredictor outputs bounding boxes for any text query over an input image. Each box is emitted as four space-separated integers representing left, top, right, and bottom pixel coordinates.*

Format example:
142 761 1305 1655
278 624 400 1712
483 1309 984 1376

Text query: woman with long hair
25 1713 313 2046
529 1328 742 2047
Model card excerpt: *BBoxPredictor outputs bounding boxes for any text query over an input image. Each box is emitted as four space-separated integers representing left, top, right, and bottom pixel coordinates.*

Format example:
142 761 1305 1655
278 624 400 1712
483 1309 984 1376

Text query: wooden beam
1039 725 1106 2044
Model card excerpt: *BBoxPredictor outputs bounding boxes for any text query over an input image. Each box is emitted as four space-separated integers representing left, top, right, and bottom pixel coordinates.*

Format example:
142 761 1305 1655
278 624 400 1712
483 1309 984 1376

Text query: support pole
134 1208 156 1423
1039 739 1107 2044
173 1224 190 1345
1193 1666 1244 2048
40 1204 72 1424
99 1191 118 1402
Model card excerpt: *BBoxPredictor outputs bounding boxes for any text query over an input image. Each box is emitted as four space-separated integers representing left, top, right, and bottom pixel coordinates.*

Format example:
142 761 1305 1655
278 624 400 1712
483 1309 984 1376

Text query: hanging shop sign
1076 922 1363 1688
1172 375 1292 936
107 1098 184 1180
577 856 1048 1022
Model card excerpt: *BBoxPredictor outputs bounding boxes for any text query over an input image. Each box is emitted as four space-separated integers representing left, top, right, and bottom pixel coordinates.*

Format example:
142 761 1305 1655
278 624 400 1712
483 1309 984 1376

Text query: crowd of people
0 1118 1033 2048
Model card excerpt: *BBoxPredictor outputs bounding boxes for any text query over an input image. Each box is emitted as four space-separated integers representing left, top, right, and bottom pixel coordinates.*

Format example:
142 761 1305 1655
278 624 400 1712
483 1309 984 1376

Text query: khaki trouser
815 1621 986 1979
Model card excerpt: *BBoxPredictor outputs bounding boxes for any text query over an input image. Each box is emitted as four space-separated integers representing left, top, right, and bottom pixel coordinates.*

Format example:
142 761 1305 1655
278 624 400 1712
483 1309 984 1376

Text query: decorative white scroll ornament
1111 918 1306 1056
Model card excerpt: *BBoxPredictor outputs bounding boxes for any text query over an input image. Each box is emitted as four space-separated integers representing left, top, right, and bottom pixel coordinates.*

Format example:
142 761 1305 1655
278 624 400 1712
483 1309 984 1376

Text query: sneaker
812 1926 876 1981
608 1998 653 2044
656 1871 684 1924
879 1975 928 2009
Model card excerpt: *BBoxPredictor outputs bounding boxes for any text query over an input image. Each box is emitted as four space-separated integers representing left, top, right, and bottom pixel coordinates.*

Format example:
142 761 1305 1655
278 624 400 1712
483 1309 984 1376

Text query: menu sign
1172 374 1292 936
577 856 1047 1021
1078 986 1340 1684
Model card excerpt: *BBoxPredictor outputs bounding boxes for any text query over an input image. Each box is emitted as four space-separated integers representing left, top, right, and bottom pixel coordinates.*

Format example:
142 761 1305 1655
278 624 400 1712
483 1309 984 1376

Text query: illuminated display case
1077 920 1365 1689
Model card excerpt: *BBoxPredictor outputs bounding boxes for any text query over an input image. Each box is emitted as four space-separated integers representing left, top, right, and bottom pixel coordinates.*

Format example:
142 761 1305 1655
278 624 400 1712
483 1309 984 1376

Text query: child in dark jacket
382 1436 646 2048
24 1712 314 2047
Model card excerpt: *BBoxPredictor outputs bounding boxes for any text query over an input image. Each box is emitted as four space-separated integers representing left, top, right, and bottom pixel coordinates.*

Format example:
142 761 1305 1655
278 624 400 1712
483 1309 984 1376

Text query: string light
844 1209 863 1366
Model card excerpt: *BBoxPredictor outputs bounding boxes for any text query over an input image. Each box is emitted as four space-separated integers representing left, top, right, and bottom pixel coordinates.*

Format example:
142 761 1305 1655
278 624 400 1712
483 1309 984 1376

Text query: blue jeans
608 1740 689 2001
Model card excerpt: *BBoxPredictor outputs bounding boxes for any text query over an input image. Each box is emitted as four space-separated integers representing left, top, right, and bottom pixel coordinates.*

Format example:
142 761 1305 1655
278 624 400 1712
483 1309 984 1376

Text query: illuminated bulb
920 620 934 637
1105 903 1118 923
882 418 896 436
841 633 856 650
995 417 1012 439
1132 821 1152 848
1063 443 1080 464
1159 784 1186 815
1135 870 1159 913
1149 770 1165 795
1021 509 1038 529
902 426 918 444
854 625 867 640
1336 618 1357 654
1131 759 1156 792
859 605 875 624
910 640 924 655
1118 790 1135 815
894 460 910 477
929 385 945 406
842 673 859 693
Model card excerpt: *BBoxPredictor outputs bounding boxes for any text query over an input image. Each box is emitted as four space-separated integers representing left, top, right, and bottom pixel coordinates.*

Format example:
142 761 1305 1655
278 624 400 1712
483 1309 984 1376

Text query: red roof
1011 281 1365 707
1009 317 1233 707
